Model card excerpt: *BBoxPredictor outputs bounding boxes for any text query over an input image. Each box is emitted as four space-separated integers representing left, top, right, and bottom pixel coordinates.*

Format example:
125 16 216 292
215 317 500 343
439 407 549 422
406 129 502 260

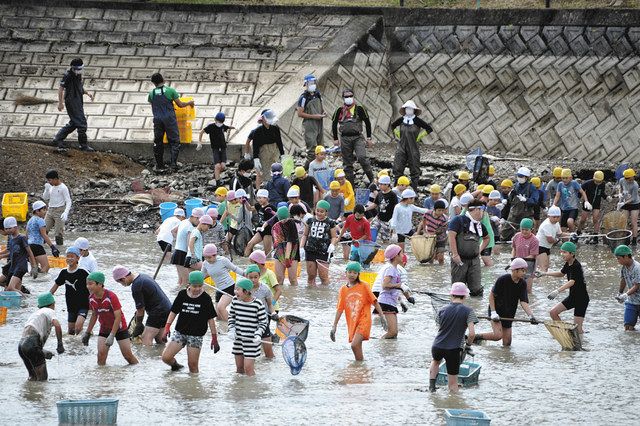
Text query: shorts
171 249 188 267
622 202 640 211
488 306 516 329
158 240 172 252
98 329 130 341
18 334 45 374
538 246 551 256
305 250 328 263
274 244 301 262
215 285 234 303
1 262 9 278
623 303 640 327
185 256 201 267
431 347 463 375
228 227 238 236
480 247 492 256
525 258 536 276
171 330 203 349
232 336 262 358
560 209 579 227
29 244 46 257
67 308 88 323
258 225 272 238
8 267 27 280
379 302 398 314
561 296 589 318
212 147 227 164
397 230 414 243
146 311 170 329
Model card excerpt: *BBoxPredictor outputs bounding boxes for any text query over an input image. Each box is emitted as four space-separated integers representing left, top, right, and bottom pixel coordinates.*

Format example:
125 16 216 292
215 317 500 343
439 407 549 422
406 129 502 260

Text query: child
186 215 213 271
3 216 38 293
416 200 448 264
330 261 386 361
171 207 204 286
203 208 226 249
246 265 278 358
511 218 539 293
27 201 59 274
499 179 513 202
271 206 301 286
429 282 476 393
613 244 640 331
18 292 65 381
198 111 234 183
201 243 245 321
368 175 398 243
265 163 291 205
82 272 138 366
286 186 311 214
292 166 324 208
448 184 466 217
211 186 228 212
220 190 252 248
324 181 345 221
378 244 412 339
392 175 411 201
553 168 589 233
301 200 338 286
155 207 185 257
42 169 72 246
162 271 219 373
535 206 566 272
244 189 276 256
338 204 372 262
422 184 443 209
542 241 589 334
389 189 428 250
617 168 640 245
74 237 98 273
230 159 255 199
49 246 89 334
334 169 355 217
308 145 332 190
229 278 268 376
249 250 282 311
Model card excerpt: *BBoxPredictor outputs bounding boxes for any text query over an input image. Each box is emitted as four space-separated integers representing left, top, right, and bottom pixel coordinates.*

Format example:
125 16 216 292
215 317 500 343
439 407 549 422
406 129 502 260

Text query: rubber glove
380 315 388 331
164 323 171 338
211 334 220 353
61 211 68 222
490 312 500 322
253 333 262 345
584 201 593 211
547 290 559 300
81 332 91 346
569 233 579 243
407 296 416 305
344 198 349 207
517 194 527 202
243 153 252 160
131 317 145 338
327 244 335 255
51 245 60 257
105 333 115 347
44 350 54 360
530 316 539 325
254 158 262 170
616 293 629 303
56 342 65 354
270 312 279 321
228 327 236 341
30 267 38 279
496 203 504 211
196 143 203 151
329 328 336 342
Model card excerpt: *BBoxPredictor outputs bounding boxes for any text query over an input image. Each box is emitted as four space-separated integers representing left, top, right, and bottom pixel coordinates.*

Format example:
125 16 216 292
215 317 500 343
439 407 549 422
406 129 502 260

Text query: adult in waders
447 199 489 296
390 100 433 187
297 74 326 167
500 167 539 242
148 73 194 172
331 88 374 185
53 58 94 153
245 109 285 188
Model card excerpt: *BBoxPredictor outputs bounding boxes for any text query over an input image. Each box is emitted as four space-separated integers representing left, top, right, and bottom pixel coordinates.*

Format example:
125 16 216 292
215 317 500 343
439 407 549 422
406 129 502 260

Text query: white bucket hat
399 100 422 116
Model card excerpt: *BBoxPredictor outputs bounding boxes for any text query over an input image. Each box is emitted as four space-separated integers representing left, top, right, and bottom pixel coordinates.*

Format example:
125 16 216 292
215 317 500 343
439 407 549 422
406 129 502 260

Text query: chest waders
53 76 88 150
393 122 427 186
151 87 180 169
339 111 373 185
452 228 483 296
501 186 533 241
303 96 324 165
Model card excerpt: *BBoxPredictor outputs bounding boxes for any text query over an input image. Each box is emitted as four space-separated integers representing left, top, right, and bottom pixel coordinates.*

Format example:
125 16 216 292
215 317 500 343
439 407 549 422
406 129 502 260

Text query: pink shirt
512 232 539 259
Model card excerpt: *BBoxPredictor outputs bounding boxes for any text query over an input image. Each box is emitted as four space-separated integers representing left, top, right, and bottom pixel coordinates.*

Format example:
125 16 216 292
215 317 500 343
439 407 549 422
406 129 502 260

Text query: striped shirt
422 211 448 243
228 297 267 338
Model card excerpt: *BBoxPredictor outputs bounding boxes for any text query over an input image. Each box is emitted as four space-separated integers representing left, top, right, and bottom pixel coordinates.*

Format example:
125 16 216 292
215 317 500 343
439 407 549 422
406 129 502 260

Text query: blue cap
66 246 81 257
271 162 283 172
215 112 225 122
303 74 316 83
277 201 288 208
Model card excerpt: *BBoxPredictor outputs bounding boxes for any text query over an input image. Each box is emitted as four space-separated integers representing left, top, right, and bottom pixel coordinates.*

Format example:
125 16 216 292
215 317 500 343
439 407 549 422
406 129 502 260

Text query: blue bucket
159 202 177 222
184 198 203 217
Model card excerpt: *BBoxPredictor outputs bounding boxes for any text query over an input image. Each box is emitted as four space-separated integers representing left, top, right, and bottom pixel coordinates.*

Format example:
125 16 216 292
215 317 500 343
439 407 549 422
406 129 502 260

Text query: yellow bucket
0 306 7 325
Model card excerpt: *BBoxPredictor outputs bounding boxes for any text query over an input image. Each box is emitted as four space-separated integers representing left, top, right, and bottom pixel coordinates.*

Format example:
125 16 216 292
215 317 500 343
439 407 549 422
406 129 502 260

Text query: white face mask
404 107 414 116
215 122 223 127
265 118 275 125
307 84 317 92
343 97 354 106
517 177 526 184
73 69 83 75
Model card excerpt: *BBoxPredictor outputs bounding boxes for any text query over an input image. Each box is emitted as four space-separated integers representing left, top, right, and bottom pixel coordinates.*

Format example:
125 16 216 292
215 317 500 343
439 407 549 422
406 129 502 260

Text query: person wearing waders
297 74 326 167
390 100 433 187
500 167 539 241
148 73 194 172
52 58 94 153
331 88 374 185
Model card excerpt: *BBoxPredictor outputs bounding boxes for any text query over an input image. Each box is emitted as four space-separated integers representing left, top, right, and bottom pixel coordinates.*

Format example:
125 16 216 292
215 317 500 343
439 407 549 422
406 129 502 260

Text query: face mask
73 69 83 75
215 122 223 127
404 107 414 116
344 97 354 106
307 84 317 92
517 177 526 184
265 118 274 125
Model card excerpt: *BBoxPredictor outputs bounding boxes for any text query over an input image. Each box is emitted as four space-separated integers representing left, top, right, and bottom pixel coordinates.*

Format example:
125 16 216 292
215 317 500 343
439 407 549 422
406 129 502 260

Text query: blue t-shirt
557 180 581 211
8 234 29 272
621 260 640 305
433 303 476 350
26 216 46 245
131 273 172 316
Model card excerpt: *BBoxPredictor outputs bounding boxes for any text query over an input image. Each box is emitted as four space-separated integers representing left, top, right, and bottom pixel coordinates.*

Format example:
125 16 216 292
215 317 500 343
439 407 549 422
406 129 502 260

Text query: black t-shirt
171 289 216 336
581 179 605 209
305 217 336 253
491 274 528 317
248 125 284 158
60 70 84 102
374 190 399 222
254 203 276 227
292 176 319 208
55 267 90 310
7 234 29 272
203 123 230 148
561 260 589 301
131 273 172 316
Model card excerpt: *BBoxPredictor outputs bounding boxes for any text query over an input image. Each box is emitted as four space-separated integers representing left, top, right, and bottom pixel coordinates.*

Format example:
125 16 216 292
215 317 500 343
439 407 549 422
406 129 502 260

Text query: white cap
32 200 47 211
287 187 300 198
401 188 416 199
401 100 418 110
488 190 501 200
379 175 391 185
173 208 185 217
256 189 269 198
517 167 531 177
548 206 561 216
74 237 90 250
460 193 474 205
235 188 247 199
3 217 17 228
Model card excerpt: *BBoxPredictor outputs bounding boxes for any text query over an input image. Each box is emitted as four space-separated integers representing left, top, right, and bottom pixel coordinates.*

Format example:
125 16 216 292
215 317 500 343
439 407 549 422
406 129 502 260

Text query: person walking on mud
297 74 325 167
52 58 94 153
390 100 433 187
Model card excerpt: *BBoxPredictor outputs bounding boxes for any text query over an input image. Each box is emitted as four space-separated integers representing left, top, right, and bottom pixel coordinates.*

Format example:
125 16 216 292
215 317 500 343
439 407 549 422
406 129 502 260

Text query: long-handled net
410 234 436 263
357 240 380 264
544 320 582 351
282 336 307 375
424 291 475 361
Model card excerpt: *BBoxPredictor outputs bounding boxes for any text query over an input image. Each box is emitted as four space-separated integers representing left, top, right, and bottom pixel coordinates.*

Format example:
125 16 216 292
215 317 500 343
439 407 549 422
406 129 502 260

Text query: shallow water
2 233 638 425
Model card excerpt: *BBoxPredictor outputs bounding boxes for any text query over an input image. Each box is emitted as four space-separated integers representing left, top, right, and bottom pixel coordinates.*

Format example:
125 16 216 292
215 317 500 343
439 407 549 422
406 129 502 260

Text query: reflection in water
336 361 373 385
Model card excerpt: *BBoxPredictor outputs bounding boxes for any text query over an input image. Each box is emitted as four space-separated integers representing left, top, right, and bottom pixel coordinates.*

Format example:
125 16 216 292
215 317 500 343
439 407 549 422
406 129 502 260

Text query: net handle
478 315 538 323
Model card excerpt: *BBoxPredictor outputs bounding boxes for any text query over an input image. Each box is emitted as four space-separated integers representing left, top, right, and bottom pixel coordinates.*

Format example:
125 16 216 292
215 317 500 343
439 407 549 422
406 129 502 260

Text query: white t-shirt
43 182 72 213
78 253 98 273
536 218 561 249
157 216 182 244
24 307 56 342
371 264 407 293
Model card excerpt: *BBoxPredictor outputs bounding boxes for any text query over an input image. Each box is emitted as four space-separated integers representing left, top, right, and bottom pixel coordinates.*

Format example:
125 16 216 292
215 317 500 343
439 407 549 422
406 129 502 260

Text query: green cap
245 264 260 275
520 218 534 230
614 244 633 256
87 271 105 284
189 271 205 285
316 200 330 211
346 261 361 273
560 241 577 253
37 292 55 308
277 206 290 220
236 278 253 291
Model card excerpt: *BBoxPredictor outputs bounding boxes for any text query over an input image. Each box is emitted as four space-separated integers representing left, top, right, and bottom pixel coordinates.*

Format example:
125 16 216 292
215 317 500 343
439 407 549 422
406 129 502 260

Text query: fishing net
605 229 632 253
233 227 253 256
273 315 309 343
357 241 379 264
282 336 307 375
602 212 627 232
410 234 436 263
426 292 451 323
544 320 582 351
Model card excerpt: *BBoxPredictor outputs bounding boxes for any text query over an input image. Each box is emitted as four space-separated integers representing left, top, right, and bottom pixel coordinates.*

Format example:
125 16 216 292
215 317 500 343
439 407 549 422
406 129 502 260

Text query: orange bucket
0 306 7 325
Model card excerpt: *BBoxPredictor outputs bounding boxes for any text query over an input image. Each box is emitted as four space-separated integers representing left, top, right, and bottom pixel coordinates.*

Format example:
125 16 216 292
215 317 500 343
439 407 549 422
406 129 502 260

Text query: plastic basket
444 409 491 426
372 249 385 264
0 291 22 308
163 121 192 144
436 361 481 386
57 399 118 425
605 229 632 253
174 97 195 121
48 256 67 268
281 155 295 177
2 192 28 222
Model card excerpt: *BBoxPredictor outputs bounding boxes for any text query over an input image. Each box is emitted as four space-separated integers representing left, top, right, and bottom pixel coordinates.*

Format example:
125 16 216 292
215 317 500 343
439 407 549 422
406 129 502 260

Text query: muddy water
2 233 638 425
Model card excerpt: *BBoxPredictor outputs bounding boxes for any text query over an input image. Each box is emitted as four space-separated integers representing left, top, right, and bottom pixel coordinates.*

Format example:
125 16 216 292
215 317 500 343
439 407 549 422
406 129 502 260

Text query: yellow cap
294 166 306 178
454 183 466 196
215 187 228 196
482 184 494 195
531 177 541 188
398 176 410 186
488 165 495 176
429 184 441 194
593 170 604 181
334 169 345 178
458 171 470 181
501 179 513 188
329 180 340 190
315 145 326 154
552 167 563 178
561 168 572 178
291 185 300 191
377 169 389 178
624 168 636 178
477 184 485 192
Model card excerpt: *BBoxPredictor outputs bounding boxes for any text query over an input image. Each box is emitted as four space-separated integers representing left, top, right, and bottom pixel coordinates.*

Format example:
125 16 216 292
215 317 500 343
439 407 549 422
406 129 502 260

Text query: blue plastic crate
436 361 481 386
444 409 491 426
0 291 21 308
57 399 118 425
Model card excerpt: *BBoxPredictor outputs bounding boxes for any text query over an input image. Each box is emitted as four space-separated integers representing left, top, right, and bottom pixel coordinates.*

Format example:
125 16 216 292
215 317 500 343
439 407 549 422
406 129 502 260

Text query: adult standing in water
613 245 640 331
297 74 326 167
245 109 285 188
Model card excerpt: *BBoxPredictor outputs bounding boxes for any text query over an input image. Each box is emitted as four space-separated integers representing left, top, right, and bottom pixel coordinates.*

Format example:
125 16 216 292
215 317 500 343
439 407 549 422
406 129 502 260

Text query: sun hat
450 282 469 297
203 244 217 256
112 265 130 281
509 258 529 270
249 250 266 264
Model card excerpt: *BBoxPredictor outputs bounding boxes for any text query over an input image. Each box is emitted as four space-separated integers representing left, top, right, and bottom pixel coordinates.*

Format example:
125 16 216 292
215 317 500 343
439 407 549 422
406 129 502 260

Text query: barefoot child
49 246 89 335
186 215 213 271
246 265 278 358
200 244 245 321
511 218 539 293
162 271 219 373
389 189 428 251
543 241 589 334
330 262 386 361
198 111 234 184
416 200 448 265
3 216 38 293
301 200 338 286
82 272 138 366
229 278 268 376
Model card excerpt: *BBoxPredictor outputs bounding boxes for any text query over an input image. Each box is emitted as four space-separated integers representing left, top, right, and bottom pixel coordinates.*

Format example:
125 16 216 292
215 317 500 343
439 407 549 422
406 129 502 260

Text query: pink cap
227 191 236 201
384 244 402 260
510 257 529 270
207 207 218 219
450 282 469 297
199 215 213 225
191 207 205 218
249 250 266 264
112 265 130 281
203 244 217 256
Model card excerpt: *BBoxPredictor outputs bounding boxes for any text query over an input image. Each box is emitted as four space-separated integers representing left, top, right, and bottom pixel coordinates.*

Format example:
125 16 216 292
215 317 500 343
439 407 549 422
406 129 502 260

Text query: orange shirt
337 281 377 342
